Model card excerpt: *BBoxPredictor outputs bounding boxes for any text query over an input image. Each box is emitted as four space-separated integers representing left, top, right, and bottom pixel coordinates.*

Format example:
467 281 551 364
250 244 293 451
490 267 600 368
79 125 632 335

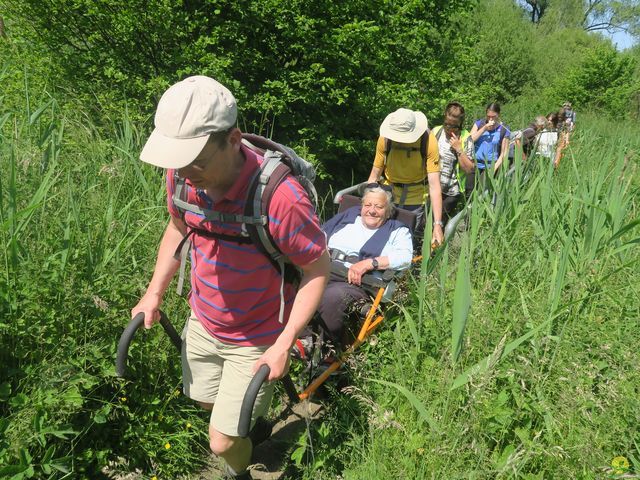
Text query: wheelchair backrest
337 194 418 234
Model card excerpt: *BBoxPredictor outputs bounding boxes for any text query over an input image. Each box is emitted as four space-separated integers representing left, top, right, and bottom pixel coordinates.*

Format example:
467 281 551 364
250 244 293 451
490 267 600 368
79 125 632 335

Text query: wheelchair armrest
330 261 399 290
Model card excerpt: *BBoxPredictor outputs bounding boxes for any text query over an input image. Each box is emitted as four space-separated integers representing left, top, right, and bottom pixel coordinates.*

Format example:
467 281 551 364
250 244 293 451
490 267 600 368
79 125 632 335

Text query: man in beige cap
367 108 444 245
132 76 330 479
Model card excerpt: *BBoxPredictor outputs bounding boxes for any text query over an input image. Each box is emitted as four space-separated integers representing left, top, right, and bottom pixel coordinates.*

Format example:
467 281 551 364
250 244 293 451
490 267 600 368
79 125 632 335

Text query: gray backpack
172 134 319 323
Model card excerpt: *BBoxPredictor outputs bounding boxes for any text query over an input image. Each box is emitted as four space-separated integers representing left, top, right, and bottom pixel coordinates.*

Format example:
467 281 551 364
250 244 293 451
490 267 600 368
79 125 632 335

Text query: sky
606 30 637 51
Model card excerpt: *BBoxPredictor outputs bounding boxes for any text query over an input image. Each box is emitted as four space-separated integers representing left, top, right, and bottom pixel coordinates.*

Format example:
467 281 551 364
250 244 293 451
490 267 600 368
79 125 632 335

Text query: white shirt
536 130 558 159
327 216 413 270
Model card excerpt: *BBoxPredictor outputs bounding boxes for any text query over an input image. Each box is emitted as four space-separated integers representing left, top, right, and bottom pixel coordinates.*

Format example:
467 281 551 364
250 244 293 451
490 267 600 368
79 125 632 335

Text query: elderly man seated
314 184 413 346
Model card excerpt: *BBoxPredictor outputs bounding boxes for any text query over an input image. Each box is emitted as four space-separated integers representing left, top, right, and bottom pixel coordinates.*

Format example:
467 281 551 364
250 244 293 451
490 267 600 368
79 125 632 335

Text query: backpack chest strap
173 196 267 226
173 178 267 226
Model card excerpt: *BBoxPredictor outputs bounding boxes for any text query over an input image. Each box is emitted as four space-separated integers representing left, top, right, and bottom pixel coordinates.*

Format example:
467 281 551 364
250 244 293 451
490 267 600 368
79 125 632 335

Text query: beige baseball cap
140 76 237 169
379 108 428 144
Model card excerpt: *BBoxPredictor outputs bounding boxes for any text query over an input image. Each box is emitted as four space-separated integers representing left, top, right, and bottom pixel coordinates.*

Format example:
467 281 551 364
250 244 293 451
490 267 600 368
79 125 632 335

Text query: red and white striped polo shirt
166 144 326 346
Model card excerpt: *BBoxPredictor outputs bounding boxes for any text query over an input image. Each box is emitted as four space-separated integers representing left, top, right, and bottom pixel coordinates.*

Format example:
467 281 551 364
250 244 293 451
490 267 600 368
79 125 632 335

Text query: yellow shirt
372 132 440 206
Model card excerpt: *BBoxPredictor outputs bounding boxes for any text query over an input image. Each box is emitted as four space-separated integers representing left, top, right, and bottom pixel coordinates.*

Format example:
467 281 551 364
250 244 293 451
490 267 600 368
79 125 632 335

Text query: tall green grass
332 116 640 479
1 52 639 479
0 68 208 478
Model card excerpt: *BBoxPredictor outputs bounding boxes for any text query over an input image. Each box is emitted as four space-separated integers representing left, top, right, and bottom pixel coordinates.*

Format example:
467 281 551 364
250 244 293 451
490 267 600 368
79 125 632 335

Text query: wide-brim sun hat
379 108 428 144
140 75 237 169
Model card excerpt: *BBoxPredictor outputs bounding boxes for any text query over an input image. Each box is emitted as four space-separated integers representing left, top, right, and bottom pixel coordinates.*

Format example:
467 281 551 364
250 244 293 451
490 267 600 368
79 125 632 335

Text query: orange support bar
299 287 385 400
299 314 384 400
297 252 425 400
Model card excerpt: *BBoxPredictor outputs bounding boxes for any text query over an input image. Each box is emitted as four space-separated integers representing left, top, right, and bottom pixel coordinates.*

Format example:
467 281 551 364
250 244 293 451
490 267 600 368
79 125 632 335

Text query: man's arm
367 166 383 183
131 215 187 328
368 136 386 182
255 251 330 381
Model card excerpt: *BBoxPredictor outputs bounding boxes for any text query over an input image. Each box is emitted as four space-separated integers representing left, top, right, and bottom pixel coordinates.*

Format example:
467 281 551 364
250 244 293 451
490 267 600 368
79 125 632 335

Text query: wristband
434 221 444 227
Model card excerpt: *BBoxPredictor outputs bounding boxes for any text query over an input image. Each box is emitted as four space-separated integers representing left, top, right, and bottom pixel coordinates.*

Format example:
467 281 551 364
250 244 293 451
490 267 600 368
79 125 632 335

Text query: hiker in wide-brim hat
367 108 444 246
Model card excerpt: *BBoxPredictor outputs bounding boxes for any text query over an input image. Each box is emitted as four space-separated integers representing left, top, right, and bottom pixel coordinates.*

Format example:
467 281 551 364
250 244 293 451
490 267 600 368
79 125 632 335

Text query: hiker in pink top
132 76 330 480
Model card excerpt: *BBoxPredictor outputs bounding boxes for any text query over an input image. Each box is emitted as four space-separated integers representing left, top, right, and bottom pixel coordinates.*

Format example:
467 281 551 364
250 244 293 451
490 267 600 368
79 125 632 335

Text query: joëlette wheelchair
115 182 420 439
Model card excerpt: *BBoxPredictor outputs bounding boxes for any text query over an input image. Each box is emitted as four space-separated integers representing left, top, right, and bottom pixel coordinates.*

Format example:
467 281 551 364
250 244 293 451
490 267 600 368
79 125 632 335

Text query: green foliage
548 45 640 117
332 113 640 479
462 0 538 105
1 2 640 478
1 0 479 181
524 0 640 36
0 66 210 478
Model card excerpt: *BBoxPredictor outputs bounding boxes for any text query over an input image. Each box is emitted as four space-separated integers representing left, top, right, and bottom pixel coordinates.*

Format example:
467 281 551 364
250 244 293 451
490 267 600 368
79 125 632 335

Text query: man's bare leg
198 401 252 474
210 426 252 474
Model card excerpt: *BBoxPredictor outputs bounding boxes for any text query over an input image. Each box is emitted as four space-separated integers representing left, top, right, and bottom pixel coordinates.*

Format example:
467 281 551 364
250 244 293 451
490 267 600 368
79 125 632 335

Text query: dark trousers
317 277 369 343
442 194 462 224
464 168 492 199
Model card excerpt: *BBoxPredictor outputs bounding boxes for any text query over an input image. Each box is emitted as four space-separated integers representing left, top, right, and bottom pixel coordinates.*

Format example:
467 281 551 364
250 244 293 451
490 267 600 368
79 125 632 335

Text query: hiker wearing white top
432 102 474 223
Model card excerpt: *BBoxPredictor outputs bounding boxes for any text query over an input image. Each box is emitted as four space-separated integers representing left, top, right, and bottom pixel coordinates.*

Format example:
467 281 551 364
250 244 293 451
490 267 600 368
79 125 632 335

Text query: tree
461 0 538 107
547 45 639 117
0 0 479 180
581 0 640 36
520 0 640 37
517 0 550 23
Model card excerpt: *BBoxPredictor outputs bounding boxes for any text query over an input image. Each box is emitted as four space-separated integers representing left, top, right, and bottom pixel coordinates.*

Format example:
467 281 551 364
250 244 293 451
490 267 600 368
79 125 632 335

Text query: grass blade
368 378 440 433
451 244 471 364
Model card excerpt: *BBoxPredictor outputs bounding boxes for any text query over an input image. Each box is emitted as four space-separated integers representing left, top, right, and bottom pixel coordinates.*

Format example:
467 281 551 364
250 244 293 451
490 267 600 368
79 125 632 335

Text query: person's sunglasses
365 182 393 193
443 123 462 130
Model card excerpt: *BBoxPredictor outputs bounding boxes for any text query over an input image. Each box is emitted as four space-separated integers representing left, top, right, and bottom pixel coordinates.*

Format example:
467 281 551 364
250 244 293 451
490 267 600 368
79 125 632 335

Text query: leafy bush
1 0 480 181
547 45 639 118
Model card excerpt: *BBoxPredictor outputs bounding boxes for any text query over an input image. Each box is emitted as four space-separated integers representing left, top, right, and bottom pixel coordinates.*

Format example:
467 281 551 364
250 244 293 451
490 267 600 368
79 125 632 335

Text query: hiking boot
222 465 253 480
248 416 272 447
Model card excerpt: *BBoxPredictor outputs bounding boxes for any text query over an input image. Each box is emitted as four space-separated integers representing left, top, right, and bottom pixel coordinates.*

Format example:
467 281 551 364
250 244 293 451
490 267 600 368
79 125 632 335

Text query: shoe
222 465 253 480
248 416 272 447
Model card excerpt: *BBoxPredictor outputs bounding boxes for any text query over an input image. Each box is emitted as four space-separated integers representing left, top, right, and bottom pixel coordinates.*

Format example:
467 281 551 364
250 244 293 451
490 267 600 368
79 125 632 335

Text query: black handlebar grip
238 364 271 438
158 312 182 353
115 310 182 378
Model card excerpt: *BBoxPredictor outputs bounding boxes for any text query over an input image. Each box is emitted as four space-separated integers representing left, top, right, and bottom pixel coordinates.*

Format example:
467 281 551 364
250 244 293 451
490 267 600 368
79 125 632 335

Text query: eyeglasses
182 145 220 172
443 123 462 131
365 182 393 193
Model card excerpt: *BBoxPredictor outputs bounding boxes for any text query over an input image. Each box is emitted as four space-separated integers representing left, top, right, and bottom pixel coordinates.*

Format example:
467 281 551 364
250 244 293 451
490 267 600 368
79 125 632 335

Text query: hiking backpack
171 133 319 323
383 130 429 165
382 130 430 207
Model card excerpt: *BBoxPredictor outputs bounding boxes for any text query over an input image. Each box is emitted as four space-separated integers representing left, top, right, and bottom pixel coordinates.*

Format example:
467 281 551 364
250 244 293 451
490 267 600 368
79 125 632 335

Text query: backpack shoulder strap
173 173 188 222
243 153 290 269
499 125 508 143
433 125 443 141
383 138 392 168
243 152 300 323
420 128 429 162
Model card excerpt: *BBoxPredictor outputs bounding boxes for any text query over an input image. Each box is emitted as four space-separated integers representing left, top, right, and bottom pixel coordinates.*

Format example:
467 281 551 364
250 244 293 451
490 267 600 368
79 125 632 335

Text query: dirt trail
192 401 323 480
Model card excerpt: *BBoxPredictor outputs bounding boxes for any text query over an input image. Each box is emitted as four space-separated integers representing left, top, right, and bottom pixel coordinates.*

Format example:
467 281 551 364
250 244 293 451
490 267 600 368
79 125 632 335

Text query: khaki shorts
181 316 275 437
